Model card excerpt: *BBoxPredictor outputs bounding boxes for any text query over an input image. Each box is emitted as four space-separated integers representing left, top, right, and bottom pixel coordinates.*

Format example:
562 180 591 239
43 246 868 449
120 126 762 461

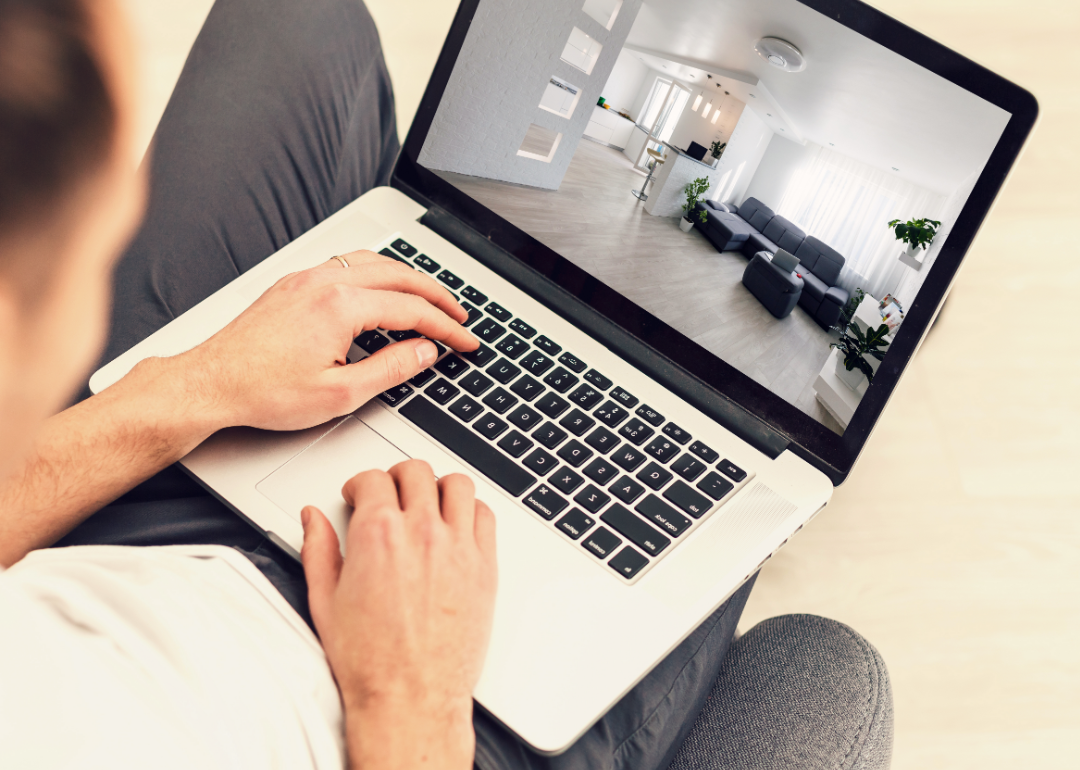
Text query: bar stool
632 148 665 201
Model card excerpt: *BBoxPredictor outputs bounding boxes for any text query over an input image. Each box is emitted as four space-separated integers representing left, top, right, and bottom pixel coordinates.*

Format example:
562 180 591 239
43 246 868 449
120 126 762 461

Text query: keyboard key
559 409 595 437
474 414 509 440
413 254 440 272
425 378 459 405
609 547 649 579
522 448 556 475
619 418 654 446
520 350 554 375
410 368 437 387
485 302 513 322
497 430 533 458
508 318 536 338
688 441 719 464
582 458 618 485
534 422 568 449
399 397 535 496
474 318 506 344
434 354 469 380
611 475 646 504
387 329 421 341
543 367 579 393
583 369 613 390
460 344 497 367
391 238 418 258
636 405 664 426
509 375 543 401
522 485 567 520
448 395 483 422
644 437 679 463
462 304 483 327
636 462 673 490
584 426 619 454
556 509 595 541
568 385 603 410
696 472 734 501
534 335 562 355
557 440 593 468
611 444 647 472
582 527 622 559
378 383 413 407
609 387 639 408
595 402 630 427
558 352 586 373
436 269 464 290
717 459 747 483
574 485 611 514
662 481 713 519
507 405 542 432
637 494 693 536
549 467 585 495
487 359 521 384
671 453 707 481
378 247 410 265
536 393 570 418
600 504 670 556
482 387 518 414
355 330 389 354
460 371 494 396
662 423 691 445
460 286 487 305
495 334 529 359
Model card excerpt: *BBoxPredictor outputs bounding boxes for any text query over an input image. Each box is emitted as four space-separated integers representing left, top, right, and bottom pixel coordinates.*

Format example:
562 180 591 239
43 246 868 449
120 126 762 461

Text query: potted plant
831 322 889 390
887 217 941 257
680 177 710 232
708 140 727 168
831 287 866 335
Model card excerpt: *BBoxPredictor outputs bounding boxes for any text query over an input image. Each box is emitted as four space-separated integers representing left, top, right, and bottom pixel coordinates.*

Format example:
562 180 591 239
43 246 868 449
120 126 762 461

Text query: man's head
0 0 143 475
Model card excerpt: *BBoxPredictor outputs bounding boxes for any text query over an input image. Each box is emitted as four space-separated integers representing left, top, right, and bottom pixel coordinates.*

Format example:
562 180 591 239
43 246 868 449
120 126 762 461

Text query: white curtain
776 146 945 299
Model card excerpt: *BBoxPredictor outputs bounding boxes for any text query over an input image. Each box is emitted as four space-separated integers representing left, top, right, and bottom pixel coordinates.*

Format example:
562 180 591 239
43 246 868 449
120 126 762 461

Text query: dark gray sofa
694 198 850 329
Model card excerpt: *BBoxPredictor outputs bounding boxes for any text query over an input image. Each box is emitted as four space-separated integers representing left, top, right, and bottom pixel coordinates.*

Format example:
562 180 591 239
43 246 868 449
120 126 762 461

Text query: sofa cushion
800 271 829 303
703 200 732 213
743 231 778 257
708 211 755 243
737 197 775 232
794 236 845 286
761 216 807 255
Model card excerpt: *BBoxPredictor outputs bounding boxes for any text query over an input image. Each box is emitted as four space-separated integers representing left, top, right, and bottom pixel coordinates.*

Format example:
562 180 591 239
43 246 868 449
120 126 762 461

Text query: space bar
399 396 536 496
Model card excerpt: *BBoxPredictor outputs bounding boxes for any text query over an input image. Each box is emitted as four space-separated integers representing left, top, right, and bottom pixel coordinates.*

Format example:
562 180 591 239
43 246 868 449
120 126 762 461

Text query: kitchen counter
643 143 725 218
583 105 636 150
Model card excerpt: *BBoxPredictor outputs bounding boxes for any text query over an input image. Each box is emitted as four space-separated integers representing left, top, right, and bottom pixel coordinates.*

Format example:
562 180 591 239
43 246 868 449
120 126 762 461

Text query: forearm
344 699 476 770
0 354 225 567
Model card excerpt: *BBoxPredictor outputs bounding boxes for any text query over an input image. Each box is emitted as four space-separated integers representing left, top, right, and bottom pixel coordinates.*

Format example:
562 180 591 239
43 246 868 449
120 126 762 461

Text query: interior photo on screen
418 0 1011 435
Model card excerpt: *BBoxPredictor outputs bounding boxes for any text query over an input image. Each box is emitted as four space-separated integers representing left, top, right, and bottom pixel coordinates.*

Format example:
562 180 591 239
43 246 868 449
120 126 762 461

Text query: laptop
90 0 1036 754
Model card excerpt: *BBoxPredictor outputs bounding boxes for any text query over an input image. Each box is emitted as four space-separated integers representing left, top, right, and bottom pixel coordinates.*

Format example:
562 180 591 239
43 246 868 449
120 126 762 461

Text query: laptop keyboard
355 238 751 581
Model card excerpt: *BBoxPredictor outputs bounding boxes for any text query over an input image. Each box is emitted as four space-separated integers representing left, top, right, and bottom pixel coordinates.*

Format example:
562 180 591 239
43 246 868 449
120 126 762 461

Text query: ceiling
624 0 1011 195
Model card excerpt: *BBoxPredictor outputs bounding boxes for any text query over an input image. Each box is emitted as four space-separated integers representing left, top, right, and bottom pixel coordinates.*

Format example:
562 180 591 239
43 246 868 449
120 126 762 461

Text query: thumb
300 505 343 637
341 338 438 404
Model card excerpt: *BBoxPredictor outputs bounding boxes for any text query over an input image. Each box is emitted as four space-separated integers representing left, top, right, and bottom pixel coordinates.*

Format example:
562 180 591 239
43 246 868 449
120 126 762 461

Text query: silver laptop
91 0 1035 754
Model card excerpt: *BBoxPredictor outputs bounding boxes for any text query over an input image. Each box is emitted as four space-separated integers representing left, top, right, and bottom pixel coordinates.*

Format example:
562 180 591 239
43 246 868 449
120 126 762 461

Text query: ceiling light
703 101 712 117
749 93 756 98
754 37 807 72
892 167 900 171
692 94 703 111
711 109 720 124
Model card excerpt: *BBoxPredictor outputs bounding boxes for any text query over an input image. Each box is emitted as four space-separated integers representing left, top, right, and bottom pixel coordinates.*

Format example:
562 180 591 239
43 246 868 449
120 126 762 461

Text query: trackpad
256 416 410 551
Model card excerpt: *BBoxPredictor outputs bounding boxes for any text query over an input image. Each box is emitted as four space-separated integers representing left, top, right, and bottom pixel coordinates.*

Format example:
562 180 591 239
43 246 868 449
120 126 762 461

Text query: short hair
0 0 115 243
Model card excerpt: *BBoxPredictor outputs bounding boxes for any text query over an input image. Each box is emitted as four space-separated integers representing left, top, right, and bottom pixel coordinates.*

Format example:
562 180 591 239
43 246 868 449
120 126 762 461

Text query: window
517 124 563 163
538 76 582 119
582 0 623 30
560 27 603 75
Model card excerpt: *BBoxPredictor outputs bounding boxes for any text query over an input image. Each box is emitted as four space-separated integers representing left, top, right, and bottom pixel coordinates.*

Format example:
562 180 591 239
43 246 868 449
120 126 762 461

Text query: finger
388 459 441 517
331 338 438 407
437 474 477 532
474 499 497 559
341 468 401 512
300 505 343 637
315 257 467 324
348 289 479 352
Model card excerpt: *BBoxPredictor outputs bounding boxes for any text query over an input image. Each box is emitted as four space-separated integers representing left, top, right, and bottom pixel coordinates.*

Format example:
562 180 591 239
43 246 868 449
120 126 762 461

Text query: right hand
300 460 497 769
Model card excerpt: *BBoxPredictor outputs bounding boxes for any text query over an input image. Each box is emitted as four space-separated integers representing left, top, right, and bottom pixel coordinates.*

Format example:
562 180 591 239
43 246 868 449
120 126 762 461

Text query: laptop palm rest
256 416 411 552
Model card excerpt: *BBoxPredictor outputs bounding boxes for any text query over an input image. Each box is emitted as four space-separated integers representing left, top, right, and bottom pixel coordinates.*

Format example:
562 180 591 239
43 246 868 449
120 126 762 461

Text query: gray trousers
57 0 892 767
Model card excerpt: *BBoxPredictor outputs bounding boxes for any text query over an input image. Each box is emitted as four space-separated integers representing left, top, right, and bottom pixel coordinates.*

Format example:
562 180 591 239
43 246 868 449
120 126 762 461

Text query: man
0 1 892 768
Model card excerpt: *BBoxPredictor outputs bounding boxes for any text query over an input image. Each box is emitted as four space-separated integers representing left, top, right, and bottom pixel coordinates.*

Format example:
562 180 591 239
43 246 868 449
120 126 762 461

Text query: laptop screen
399 0 1034 476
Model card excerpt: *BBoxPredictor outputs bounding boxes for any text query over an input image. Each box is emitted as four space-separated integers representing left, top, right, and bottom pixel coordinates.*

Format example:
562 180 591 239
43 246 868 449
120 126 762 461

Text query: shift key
600 504 671 556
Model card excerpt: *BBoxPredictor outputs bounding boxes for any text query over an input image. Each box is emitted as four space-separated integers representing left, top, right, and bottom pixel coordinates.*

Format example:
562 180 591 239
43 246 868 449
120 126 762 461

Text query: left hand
171 250 479 431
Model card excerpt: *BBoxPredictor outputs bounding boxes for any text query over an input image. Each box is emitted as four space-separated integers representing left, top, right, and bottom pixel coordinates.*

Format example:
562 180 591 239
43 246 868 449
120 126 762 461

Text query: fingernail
414 339 438 367
301 507 311 527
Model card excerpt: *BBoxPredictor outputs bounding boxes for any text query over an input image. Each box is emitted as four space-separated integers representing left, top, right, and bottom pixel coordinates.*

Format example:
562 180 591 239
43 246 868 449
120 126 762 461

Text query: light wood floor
128 2 1080 768
437 140 843 433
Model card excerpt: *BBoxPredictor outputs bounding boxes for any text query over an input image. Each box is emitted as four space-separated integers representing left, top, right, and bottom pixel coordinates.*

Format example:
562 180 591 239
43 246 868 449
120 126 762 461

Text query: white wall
742 135 819 209
418 0 643 190
668 94 745 155
600 49 649 114
707 107 774 205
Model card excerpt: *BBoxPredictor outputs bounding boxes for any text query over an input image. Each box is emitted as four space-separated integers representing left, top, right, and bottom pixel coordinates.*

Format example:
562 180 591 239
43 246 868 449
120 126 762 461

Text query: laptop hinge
419 204 794 461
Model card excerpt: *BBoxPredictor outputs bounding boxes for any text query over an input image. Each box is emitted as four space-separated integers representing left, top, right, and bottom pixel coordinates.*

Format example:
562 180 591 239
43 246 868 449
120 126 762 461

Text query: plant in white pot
831 322 889 390
708 140 726 168
680 176 710 233
887 217 941 257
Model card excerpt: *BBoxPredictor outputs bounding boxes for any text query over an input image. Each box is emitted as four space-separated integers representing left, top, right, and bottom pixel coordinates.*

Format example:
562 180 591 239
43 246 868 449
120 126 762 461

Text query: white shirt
0 545 345 769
